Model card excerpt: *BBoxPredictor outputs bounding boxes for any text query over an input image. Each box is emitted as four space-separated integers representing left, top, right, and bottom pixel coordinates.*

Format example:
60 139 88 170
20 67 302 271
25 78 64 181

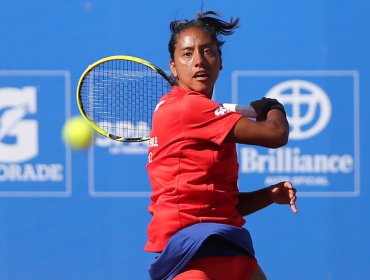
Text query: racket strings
80 59 171 140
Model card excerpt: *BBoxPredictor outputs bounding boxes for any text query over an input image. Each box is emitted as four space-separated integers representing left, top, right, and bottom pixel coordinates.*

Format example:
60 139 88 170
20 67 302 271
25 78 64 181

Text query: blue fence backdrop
0 0 369 279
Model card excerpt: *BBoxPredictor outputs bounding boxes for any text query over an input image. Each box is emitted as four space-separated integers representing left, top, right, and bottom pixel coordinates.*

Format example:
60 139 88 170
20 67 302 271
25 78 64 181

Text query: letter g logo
0 87 38 162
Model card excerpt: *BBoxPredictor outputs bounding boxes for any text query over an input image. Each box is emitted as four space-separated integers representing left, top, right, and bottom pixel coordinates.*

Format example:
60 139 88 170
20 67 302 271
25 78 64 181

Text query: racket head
76 55 175 142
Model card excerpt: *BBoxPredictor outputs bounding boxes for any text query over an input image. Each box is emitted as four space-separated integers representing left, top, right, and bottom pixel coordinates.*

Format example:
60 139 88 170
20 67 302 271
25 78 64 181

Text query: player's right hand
250 97 286 121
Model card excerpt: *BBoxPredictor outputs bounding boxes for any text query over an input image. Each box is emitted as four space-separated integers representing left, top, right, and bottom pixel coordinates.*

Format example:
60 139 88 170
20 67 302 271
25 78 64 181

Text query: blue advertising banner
0 71 71 197
233 71 360 197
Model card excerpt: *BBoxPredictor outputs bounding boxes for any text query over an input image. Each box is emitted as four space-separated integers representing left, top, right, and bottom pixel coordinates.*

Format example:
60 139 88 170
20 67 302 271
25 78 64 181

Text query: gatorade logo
0 87 38 162
0 71 71 196
266 80 332 140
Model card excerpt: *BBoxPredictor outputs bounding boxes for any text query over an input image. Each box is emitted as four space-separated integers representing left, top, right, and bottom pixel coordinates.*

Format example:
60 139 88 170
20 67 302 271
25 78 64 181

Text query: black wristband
261 100 286 119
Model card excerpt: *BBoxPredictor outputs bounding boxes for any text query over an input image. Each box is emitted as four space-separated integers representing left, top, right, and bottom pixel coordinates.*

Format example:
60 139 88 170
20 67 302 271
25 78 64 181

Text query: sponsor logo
240 147 353 174
232 71 359 196
0 87 64 183
0 87 38 162
214 105 229 116
0 70 71 196
266 80 331 140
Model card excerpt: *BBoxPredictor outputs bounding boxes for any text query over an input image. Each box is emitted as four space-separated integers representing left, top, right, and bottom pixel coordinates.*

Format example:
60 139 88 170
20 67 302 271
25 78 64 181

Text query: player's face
170 27 221 98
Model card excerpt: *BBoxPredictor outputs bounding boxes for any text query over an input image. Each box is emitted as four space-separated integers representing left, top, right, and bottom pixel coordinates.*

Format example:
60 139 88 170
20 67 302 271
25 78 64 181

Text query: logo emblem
266 80 332 140
214 105 228 116
0 87 38 162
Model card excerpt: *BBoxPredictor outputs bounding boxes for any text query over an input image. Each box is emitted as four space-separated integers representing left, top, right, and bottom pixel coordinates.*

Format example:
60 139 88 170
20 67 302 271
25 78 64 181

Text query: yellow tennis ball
62 116 93 149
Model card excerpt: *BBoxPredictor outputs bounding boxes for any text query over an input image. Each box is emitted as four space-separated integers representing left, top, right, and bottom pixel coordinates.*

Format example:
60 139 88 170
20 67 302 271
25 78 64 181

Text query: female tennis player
145 11 297 280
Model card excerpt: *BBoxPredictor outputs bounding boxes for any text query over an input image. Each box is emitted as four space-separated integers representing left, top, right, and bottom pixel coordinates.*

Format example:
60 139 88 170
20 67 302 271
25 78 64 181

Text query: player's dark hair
168 11 239 60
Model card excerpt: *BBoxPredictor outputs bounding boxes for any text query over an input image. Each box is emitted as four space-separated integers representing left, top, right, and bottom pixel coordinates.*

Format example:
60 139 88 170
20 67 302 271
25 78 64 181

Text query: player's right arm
225 98 289 148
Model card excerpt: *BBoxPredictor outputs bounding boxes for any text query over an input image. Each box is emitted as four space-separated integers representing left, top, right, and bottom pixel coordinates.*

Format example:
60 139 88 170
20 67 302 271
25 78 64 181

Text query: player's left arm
236 181 298 216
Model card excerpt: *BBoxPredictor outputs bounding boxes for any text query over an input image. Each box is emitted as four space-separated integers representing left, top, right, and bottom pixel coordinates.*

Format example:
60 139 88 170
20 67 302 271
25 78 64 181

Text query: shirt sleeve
180 92 243 145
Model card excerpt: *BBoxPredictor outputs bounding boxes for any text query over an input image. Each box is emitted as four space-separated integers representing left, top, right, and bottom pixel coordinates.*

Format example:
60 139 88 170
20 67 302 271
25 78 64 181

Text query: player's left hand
269 181 297 213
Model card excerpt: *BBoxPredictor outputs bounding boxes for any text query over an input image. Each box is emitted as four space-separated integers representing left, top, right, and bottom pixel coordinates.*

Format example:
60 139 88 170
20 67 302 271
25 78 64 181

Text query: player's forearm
236 187 274 216
263 109 289 148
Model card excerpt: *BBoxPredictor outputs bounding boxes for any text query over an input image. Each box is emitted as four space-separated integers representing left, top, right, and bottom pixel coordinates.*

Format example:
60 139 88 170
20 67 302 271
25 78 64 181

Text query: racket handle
222 103 257 118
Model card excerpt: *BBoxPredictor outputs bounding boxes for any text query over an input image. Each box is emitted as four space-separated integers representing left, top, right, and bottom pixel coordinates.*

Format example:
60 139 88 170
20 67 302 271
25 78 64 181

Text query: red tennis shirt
145 86 246 253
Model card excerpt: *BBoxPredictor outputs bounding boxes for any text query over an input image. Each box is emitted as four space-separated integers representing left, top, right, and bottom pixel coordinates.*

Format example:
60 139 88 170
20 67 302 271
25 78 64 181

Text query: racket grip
222 103 257 118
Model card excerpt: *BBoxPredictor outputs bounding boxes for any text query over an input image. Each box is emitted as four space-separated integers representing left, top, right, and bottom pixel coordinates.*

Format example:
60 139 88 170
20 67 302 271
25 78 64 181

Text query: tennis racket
76 55 256 142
